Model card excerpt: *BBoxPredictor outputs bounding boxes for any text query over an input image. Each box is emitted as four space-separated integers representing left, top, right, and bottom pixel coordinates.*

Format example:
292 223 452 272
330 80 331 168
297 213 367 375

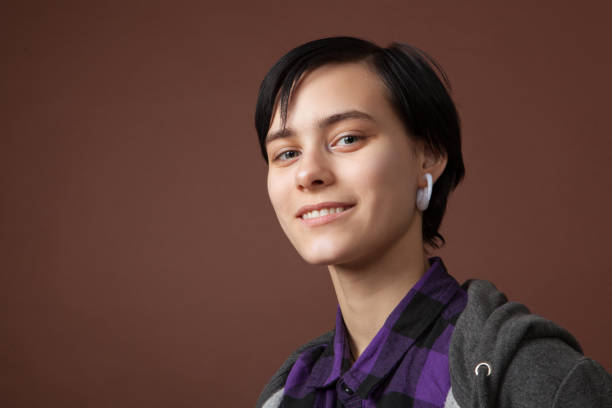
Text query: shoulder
449 279 612 407
255 330 334 408
552 357 612 406
504 340 612 406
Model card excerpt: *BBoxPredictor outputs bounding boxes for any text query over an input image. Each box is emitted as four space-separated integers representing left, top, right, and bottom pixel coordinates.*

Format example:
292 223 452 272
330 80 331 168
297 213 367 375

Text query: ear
416 141 447 188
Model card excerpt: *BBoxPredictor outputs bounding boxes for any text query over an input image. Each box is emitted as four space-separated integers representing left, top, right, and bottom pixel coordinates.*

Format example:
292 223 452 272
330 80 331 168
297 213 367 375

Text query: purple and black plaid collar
283 256 467 406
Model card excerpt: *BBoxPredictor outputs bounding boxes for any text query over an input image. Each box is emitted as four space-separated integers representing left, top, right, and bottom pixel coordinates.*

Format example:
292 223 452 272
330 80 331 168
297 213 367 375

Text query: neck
328 224 430 362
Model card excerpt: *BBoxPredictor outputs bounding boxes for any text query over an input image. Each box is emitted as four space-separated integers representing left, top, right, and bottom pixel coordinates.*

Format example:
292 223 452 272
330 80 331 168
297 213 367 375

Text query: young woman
253 37 612 408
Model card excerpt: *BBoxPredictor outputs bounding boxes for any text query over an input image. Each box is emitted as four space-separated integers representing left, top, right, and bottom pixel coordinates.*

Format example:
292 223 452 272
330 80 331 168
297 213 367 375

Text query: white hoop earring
416 173 433 211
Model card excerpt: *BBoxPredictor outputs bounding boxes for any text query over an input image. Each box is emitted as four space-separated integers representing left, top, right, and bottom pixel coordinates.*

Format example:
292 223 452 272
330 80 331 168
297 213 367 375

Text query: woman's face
265 62 431 267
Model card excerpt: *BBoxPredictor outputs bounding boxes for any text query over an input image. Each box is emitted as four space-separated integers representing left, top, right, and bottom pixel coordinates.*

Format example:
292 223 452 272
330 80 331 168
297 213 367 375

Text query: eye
336 135 365 146
273 150 300 162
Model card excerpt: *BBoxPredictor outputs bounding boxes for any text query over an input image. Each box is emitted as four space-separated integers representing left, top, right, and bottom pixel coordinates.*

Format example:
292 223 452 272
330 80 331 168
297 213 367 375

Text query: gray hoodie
256 279 612 407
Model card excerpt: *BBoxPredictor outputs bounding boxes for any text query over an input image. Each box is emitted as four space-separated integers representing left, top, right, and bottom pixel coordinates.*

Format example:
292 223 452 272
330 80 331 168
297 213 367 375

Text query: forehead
268 62 393 133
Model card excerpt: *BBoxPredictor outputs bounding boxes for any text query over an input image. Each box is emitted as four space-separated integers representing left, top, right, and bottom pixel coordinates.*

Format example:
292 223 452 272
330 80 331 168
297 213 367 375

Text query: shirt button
341 382 354 395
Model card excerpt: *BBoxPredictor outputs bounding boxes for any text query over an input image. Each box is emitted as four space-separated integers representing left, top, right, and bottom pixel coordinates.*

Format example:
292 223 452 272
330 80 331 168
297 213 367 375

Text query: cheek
357 145 416 210
267 173 291 221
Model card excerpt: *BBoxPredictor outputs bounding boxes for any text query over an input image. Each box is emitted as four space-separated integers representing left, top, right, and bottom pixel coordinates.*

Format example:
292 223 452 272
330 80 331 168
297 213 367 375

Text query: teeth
302 207 347 220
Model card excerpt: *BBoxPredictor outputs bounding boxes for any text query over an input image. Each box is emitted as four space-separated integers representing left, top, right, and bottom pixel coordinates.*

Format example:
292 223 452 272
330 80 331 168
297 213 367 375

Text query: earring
416 173 433 211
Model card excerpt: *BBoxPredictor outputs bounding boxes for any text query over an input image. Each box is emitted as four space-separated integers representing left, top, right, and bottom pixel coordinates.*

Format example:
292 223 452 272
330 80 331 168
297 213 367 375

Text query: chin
297 243 359 266
295 245 341 265
299 251 341 266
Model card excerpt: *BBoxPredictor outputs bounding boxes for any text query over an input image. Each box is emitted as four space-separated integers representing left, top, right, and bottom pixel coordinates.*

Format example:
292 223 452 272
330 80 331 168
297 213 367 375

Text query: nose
295 146 334 191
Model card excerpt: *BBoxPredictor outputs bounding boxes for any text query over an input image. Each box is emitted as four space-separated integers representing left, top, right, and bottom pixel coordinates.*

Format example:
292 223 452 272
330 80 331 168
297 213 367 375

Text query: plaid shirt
280 257 467 407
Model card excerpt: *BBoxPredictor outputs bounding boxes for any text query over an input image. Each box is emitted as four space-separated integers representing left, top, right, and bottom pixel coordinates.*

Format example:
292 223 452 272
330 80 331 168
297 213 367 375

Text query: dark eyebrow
264 110 376 146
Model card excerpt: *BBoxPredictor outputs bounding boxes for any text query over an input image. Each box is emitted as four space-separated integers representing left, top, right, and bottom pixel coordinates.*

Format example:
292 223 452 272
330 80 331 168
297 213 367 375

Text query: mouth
296 204 356 227
295 201 356 218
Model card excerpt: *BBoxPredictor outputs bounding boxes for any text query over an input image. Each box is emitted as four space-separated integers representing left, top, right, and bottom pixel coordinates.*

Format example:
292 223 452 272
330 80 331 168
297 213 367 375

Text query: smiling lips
296 201 356 226
295 201 355 218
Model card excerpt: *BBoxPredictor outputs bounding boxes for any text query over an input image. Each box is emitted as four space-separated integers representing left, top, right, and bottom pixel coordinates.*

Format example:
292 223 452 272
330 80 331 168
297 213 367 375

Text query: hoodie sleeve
552 357 612 407
449 279 612 408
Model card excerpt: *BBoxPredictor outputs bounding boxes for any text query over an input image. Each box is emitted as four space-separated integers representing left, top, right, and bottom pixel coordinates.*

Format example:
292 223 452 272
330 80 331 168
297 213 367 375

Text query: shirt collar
304 256 462 397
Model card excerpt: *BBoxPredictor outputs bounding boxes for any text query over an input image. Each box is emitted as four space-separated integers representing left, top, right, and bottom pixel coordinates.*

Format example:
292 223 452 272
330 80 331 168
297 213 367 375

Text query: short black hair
254 36 465 250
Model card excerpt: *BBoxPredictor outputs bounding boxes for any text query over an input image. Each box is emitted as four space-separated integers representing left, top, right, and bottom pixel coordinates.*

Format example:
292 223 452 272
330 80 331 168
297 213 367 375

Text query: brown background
1 1 611 406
